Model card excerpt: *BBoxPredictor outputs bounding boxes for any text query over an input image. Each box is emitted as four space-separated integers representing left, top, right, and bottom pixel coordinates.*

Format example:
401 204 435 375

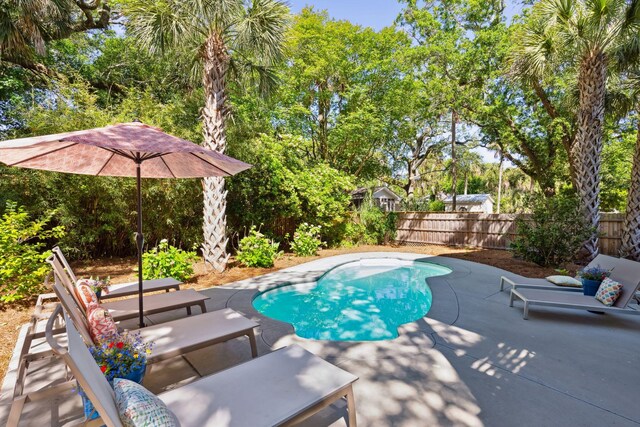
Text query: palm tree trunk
572 51 606 260
620 114 640 261
201 34 230 272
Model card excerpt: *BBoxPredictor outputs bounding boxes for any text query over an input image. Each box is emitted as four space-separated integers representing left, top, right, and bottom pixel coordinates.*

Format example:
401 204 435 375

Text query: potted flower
577 266 612 296
89 276 110 299
82 332 153 419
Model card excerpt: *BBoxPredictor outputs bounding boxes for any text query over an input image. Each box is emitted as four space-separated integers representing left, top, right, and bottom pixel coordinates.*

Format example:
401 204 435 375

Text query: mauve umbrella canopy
0 122 251 328
0 122 251 177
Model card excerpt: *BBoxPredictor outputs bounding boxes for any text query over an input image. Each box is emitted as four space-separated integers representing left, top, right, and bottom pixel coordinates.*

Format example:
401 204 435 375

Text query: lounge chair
509 257 640 319
48 249 208 321
51 276 259 362
499 254 624 293
52 246 182 300
8 308 358 427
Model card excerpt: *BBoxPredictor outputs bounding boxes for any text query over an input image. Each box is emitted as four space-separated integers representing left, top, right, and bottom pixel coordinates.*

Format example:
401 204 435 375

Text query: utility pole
497 153 503 214
451 109 458 211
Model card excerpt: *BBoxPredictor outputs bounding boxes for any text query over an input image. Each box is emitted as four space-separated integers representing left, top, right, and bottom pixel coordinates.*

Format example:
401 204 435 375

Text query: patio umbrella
0 122 251 327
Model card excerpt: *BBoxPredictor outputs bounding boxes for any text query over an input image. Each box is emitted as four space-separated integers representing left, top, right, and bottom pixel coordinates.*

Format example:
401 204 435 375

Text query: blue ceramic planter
82 363 146 420
581 278 602 296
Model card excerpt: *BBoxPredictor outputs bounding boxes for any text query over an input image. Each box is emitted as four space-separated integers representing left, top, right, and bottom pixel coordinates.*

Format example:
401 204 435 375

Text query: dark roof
350 186 402 200
443 194 494 204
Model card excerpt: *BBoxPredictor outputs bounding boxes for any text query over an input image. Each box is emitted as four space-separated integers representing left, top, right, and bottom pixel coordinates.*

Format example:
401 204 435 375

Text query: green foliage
510 195 595 267
227 134 353 244
0 202 65 303
236 226 282 268
428 200 445 211
142 240 196 282
290 223 324 257
342 201 398 246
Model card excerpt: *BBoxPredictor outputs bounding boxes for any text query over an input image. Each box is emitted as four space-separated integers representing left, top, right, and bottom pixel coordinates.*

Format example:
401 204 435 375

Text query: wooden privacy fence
395 212 625 256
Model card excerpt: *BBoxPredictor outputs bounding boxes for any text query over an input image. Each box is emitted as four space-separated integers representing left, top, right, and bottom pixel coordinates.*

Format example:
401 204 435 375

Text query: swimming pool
252 258 451 341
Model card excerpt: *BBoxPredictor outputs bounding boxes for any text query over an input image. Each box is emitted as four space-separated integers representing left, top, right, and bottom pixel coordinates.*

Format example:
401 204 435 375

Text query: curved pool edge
252 257 452 341
250 254 455 304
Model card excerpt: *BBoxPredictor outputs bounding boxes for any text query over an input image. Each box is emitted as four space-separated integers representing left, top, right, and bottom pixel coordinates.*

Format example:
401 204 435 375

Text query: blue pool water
252 259 451 341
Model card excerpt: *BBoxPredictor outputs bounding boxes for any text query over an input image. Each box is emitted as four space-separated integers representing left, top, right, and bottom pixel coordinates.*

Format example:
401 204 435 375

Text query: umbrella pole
135 160 145 328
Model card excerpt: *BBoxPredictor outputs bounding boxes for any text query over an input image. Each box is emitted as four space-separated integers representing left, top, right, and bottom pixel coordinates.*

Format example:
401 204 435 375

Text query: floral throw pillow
75 280 98 310
114 378 180 427
594 277 623 307
86 302 118 344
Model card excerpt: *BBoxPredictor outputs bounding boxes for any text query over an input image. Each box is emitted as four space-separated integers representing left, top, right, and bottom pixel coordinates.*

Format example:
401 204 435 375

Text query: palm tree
0 0 111 74
609 71 640 261
126 0 289 271
511 0 640 259
620 121 640 260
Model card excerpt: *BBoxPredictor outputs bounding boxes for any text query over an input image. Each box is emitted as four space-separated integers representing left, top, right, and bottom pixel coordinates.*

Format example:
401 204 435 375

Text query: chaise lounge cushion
86 302 119 343
75 280 99 310
595 278 623 307
546 275 582 288
114 378 179 427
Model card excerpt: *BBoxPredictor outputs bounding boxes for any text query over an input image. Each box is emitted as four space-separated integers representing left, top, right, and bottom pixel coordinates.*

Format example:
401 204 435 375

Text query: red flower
100 365 107 373
116 342 124 349
108 342 114 348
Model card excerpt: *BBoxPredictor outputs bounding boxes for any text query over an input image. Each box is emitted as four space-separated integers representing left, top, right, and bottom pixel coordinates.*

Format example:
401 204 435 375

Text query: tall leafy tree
276 9 408 180
397 0 508 206
126 0 289 271
0 0 111 74
511 0 640 258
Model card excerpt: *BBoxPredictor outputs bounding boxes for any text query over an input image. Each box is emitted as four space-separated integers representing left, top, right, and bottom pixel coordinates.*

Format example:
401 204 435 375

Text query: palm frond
125 0 192 55
233 0 290 65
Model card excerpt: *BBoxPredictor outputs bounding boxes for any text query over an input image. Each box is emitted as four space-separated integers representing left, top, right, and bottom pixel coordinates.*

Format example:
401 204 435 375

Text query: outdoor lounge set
5 248 359 426
501 254 640 319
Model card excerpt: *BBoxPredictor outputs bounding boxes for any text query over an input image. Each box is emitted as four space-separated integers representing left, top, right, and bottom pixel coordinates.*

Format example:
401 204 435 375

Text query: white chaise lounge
23 309 359 427
509 256 640 319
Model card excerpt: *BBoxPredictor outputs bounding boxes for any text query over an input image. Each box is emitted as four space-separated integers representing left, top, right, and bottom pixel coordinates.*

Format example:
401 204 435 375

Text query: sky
286 1 525 164
288 0 404 30
288 0 524 31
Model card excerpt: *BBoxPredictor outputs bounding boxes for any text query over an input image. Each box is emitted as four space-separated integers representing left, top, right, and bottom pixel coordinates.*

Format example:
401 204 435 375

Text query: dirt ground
0 244 572 385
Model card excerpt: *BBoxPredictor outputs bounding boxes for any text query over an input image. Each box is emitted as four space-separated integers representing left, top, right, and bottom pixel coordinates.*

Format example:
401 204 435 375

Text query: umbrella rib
159 156 177 178
190 152 233 176
9 141 78 166
96 151 116 175
109 148 136 161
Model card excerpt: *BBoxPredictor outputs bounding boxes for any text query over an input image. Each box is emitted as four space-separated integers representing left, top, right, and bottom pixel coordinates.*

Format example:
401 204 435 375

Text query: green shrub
341 202 398 246
0 202 65 303
510 195 595 267
359 203 398 245
340 220 367 247
290 223 324 256
428 200 445 211
236 226 282 268
142 239 196 281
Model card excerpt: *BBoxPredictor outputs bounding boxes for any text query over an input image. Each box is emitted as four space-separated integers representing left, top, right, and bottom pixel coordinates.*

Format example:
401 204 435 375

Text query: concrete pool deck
2 252 639 426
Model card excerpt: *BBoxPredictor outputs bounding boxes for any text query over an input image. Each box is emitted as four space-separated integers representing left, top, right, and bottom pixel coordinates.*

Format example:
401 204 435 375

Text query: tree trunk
620 114 640 261
451 110 457 211
201 34 230 272
406 159 417 198
572 51 607 260
497 154 503 214
463 171 468 195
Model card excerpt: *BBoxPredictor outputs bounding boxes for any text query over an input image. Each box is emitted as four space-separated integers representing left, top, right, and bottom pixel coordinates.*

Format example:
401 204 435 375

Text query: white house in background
351 186 402 212
443 194 494 213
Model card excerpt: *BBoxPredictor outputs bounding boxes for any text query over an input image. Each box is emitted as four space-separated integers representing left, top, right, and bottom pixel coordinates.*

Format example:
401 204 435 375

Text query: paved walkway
3 252 639 426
